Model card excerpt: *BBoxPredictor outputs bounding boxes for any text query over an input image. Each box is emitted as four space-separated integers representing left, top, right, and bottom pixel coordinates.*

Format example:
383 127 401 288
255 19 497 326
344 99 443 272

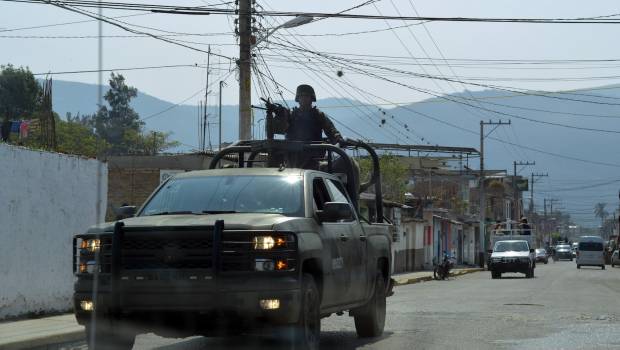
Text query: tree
21 113 106 158
92 73 143 155
0 64 42 140
359 154 409 203
594 202 609 231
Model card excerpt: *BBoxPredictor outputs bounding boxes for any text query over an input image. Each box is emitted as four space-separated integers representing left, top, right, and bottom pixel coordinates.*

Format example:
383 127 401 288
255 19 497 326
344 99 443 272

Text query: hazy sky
3 0 620 105
4 0 620 226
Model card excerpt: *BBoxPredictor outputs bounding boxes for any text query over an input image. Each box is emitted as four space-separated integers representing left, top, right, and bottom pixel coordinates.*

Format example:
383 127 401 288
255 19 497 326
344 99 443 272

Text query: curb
0 329 84 350
393 268 484 286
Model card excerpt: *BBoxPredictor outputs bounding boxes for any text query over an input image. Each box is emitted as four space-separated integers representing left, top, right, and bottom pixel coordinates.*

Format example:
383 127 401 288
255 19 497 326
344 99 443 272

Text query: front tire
288 274 321 350
602 265 606 270
354 272 387 338
491 271 500 279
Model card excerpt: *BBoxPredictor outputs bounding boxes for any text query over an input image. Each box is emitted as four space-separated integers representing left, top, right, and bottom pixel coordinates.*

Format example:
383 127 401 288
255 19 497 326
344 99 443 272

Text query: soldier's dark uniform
273 85 343 169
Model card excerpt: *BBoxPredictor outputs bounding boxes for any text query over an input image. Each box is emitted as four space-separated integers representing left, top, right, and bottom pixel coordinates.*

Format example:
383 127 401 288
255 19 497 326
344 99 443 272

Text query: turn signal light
275 237 286 247
275 259 288 271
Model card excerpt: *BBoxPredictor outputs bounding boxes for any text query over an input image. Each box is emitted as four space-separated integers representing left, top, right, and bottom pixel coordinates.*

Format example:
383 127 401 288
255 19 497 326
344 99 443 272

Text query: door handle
340 234 348 242
359 235 367 242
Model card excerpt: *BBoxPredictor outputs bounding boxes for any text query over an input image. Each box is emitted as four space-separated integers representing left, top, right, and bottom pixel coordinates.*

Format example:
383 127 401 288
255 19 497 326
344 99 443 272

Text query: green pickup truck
73 139 393 350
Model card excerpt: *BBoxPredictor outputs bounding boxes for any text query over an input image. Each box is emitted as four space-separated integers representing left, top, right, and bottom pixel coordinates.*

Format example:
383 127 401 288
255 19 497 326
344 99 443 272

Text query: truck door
323 178 367 303
312 177 355 306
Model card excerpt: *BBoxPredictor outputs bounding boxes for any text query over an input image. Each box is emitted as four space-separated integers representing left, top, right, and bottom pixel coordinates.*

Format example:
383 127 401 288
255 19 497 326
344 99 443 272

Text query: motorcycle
433 253 454 280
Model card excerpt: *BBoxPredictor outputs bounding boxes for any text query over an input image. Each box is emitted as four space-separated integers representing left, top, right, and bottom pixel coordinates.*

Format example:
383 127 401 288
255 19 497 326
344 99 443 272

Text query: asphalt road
65 261 620 350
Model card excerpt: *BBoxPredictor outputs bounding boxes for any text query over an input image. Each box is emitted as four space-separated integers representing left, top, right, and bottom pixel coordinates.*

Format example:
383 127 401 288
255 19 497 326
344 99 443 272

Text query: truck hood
86 213 298 233
491 251 530 258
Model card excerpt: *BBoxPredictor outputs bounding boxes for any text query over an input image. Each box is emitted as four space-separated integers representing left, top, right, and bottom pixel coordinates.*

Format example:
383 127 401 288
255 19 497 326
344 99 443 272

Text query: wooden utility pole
479 120 510 267
238 0 252 140
529 172 549 213
219 80 225 150
513 161 535 220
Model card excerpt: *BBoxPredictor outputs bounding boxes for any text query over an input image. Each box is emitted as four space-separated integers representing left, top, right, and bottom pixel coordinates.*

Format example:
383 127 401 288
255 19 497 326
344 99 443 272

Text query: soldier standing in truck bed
272 84 344 169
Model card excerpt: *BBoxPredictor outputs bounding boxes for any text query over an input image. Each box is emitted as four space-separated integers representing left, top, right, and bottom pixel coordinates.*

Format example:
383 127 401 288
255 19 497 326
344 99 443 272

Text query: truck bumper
74 275 301 327
489 261 530 273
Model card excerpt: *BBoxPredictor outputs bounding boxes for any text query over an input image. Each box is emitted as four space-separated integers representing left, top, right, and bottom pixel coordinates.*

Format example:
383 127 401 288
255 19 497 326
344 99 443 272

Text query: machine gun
260 97 288 140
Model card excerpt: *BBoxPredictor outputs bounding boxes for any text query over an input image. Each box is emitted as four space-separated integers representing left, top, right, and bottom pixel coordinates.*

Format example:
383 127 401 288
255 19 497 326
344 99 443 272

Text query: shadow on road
149 331 393 350
320 331 394 350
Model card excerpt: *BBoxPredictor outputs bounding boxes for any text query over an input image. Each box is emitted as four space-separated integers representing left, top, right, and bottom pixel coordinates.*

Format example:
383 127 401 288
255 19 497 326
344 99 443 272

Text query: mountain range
50 79 620 227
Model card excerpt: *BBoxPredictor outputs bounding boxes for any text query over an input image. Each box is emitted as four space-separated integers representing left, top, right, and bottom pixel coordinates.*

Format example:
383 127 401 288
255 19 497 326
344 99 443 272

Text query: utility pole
529 172 549 213
513 161 535 221
238 0 252 140
219 80 226 151
203 45 211 152
479 119 511 267
544 198 559 246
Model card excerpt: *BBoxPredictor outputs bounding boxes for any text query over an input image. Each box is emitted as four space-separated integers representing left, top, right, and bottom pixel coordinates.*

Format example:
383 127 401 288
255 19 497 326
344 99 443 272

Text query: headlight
80 238 101 252
78 261 97 274
253 235 287 250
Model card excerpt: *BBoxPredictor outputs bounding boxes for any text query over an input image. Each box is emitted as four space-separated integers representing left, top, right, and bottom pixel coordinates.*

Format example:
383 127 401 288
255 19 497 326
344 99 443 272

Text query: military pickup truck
73 139 393 350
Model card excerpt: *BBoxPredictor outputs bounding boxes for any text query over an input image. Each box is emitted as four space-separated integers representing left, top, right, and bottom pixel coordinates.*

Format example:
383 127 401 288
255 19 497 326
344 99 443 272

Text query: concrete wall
0 144 107 319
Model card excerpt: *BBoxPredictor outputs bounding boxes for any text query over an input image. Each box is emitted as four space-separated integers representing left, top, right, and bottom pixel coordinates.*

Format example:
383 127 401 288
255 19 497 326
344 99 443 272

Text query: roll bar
208 139 383 223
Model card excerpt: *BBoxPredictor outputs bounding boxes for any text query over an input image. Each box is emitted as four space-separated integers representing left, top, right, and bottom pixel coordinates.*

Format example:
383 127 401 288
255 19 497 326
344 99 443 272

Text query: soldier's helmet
295 84 316 102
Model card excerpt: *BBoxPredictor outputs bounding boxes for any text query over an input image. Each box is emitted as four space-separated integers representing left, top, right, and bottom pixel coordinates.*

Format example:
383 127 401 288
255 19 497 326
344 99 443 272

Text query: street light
252 16 314 48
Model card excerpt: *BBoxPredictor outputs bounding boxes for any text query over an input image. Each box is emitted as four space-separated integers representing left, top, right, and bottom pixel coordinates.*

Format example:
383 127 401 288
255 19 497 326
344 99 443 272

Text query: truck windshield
140 175 303 216
494 241 529 252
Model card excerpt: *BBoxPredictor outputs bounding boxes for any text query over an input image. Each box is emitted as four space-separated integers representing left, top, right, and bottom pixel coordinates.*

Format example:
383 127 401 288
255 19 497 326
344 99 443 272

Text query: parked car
612 250 620 267
576 236 605 270
535 248 548 264
555 244 573 261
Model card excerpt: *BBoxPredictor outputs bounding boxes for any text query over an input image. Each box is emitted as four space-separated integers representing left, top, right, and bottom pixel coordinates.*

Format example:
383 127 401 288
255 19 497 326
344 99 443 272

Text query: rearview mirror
317 202 353 223
115 205 137 220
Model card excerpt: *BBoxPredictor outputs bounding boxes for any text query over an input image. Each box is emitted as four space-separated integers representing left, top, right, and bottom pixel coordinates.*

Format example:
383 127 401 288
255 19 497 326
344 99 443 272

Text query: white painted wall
0 144 107 319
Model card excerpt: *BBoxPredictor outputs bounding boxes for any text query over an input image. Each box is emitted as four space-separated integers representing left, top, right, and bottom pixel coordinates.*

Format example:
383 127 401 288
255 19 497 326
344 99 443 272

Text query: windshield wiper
148 211 197 216
201 210 238 214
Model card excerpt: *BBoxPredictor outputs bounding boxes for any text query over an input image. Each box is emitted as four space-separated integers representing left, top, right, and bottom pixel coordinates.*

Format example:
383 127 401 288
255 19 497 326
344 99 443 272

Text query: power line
31 63 224 76
266 41 620 167
47 2 234 60
11 1 620 24
273 41 620 134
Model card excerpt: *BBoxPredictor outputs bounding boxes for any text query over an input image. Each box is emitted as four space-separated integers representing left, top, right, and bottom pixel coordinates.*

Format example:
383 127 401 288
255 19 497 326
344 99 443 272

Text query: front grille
121 233 213 271
123 238 212 251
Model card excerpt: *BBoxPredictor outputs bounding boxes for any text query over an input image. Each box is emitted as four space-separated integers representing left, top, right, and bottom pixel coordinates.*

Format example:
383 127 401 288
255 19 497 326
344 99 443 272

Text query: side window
325 179 352 206
312 178 331 211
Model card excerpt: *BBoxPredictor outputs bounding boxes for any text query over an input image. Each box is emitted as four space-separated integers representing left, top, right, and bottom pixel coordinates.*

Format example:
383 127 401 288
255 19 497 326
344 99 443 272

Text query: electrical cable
48 2 234 60
275 41 620 134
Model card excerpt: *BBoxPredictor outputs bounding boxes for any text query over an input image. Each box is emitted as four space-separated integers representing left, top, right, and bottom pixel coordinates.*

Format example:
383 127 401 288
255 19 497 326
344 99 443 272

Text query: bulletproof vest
286 107 323 142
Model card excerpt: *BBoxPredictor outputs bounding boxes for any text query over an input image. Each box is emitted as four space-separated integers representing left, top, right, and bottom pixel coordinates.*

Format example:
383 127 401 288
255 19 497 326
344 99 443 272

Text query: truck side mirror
317 202 353 223
116 205 137 220
529 248 535 253
487 250 493 254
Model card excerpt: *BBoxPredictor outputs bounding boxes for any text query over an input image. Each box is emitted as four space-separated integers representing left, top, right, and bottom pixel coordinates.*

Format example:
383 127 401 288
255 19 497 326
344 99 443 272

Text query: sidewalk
0 267 483 349
0 314 84 350
393 266 484 286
